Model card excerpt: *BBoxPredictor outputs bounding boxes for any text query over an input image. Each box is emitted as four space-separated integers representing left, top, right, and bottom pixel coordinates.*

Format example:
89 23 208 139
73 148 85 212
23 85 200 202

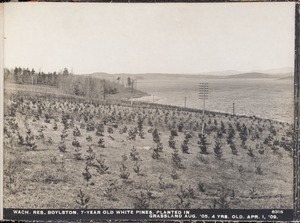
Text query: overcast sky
3 2 295 74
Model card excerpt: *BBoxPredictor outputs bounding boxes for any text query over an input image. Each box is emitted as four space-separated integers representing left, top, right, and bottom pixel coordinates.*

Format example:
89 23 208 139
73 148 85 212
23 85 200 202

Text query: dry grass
3 93 293 209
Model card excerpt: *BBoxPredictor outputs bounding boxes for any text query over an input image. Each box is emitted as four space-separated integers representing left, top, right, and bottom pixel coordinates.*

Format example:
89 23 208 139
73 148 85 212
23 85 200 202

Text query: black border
1 1 299 222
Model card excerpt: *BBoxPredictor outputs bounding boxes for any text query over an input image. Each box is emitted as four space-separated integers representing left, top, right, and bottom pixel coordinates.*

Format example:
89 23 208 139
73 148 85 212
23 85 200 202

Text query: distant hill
80 70 293 81
253 67 293 74
225 72 272 79
278 74 294 80
84 71 236 80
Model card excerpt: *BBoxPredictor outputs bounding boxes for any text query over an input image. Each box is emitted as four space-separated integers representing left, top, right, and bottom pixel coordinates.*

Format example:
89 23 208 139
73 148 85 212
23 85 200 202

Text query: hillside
5 79 149 101
278 75 294 80
3 92 293 210
225 72 271 79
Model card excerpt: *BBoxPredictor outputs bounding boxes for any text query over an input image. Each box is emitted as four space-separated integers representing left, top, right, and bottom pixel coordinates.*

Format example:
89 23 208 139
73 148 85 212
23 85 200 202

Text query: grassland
3 90 293 209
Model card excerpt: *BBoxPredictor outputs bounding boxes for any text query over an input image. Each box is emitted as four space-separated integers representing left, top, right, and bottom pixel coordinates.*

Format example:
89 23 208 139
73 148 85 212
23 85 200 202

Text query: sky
3 2 296 75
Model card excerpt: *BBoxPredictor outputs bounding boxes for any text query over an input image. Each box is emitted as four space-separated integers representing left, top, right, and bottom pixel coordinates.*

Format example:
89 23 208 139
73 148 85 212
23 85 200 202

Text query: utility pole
103 80 106 100
199 83 208 135
184 96 187 108
88 76 90 101
130 80 134 107
233 102 235 115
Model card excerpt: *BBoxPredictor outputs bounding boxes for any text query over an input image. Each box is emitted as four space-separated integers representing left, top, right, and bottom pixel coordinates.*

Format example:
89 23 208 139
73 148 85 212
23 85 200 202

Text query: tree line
4 67 72 87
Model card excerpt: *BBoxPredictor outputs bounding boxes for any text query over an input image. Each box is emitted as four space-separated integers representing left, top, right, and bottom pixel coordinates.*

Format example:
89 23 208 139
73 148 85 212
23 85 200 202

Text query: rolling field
3 91 293 209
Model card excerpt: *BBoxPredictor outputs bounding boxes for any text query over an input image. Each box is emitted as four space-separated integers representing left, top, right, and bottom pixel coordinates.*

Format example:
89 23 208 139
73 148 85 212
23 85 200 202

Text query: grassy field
3 91 293 209
5 82 148 101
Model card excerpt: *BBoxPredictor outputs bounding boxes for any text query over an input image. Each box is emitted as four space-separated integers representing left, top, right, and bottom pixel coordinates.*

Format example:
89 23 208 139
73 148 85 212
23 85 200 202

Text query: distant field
4 83 148 101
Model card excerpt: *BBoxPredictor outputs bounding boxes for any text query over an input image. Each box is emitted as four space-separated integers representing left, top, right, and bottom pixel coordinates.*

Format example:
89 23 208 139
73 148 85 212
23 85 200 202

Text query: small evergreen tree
82 165 92 186
168 134 176 149
226 124 235 144
220 121 226 134
130 146 139 161
86 146 95 166
151 146 160 159
230 143 238 155
213 138 222 160
152 128 160 144
137 116 145 139
181 137 190 154
127 127 137 140
95 154 109 174
98 138 105 148
73 126 81 137
172 149 184 169
119 163 130 179
198 134 209 154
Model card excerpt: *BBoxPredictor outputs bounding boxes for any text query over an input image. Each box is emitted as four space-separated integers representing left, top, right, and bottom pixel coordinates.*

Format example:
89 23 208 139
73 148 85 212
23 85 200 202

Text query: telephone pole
130 80 134 107
199 83 208 135
184 96 186 108
233 102 235 115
